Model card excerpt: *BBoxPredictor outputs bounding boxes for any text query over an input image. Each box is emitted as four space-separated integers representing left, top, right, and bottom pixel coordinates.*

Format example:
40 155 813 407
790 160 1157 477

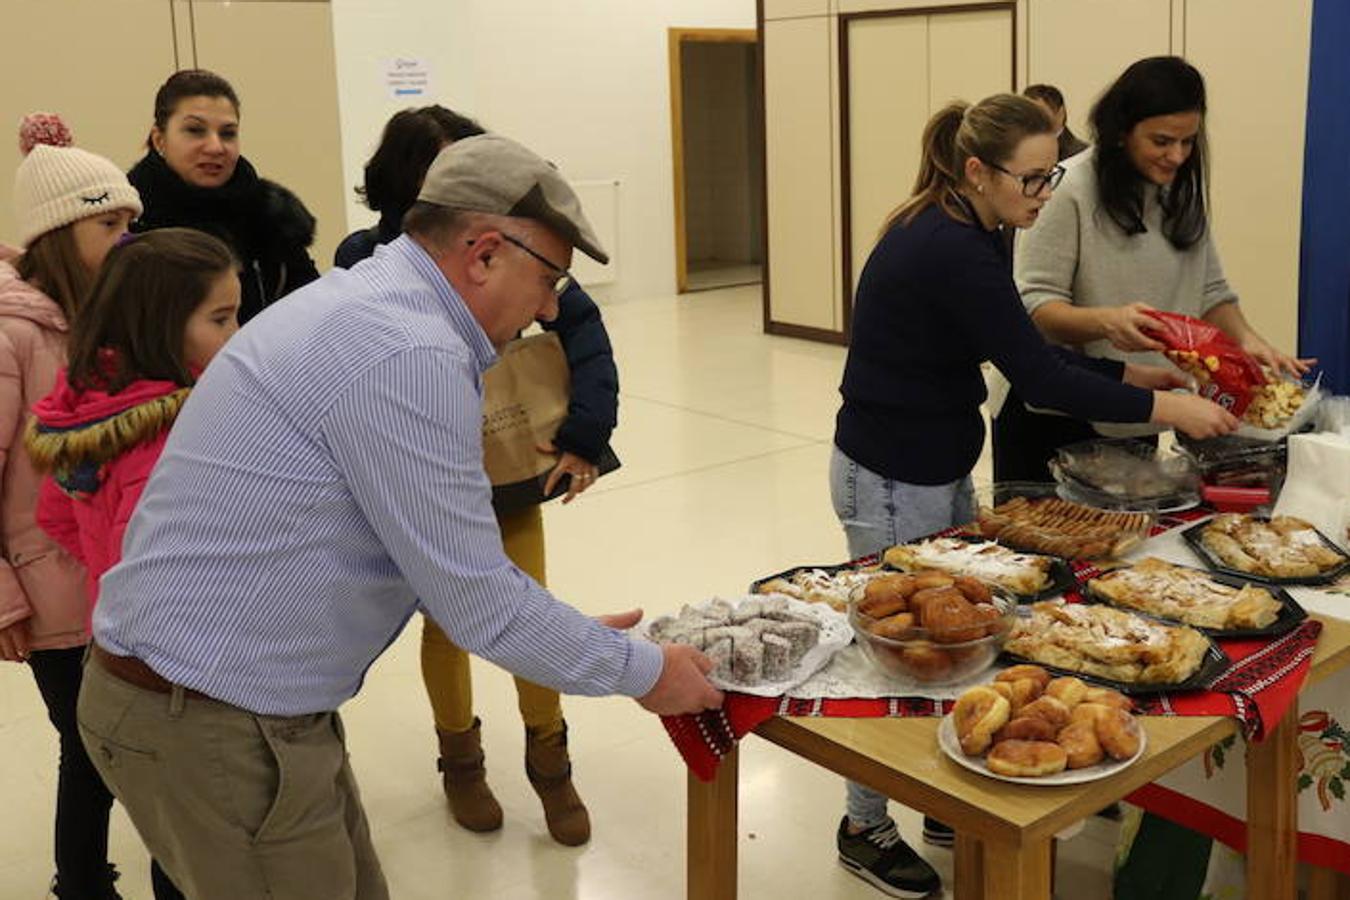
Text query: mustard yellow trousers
420 505 563 738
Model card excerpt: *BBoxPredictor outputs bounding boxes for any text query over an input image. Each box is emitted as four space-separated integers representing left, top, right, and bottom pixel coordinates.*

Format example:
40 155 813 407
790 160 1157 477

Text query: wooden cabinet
763 3 1014 339
763 0 1313 350
763 17 839 334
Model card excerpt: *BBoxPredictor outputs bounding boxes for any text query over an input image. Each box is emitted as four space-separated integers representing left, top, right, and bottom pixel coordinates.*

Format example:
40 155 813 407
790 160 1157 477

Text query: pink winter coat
27 370 187 608
0 262 89 650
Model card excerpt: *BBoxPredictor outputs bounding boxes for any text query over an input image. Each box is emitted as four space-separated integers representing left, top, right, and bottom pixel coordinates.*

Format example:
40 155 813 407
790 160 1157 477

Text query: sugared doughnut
923 592 986 644
952 575 993 605
1056 720 1105 769
870 612 915 641
1045 676 1088 709
986 740 1068 777
953 686 1011 756
859 575 913 618
993 716 1057 745
1069 702 1114 726
1096 708 1142 760
898 641 953 682
1019 695 1072 730
1082 686 1134 712
912 571 957 591
996 665 1052 692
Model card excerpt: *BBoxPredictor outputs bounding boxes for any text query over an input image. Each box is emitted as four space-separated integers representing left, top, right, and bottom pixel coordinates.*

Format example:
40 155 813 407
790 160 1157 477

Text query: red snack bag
1141 310 1267 416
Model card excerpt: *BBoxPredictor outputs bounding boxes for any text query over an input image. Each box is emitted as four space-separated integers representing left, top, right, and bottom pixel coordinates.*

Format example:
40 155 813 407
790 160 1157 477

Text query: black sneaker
922 815 954 849
837 817 941 898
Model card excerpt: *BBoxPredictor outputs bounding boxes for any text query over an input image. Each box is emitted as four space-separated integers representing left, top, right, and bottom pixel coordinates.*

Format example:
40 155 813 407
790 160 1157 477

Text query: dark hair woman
334 105 485 267
127 69 319 324
335 106 619 848
995 56 1312 481
829 92 1237 897
1023 83 1090 160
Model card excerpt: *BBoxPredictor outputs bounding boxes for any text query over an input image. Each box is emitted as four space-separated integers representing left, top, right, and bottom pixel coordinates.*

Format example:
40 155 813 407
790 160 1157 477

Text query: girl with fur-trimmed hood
27 230 240 614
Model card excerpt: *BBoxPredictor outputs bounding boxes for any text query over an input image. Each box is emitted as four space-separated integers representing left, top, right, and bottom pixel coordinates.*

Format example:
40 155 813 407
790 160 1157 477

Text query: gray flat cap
417 133 609 264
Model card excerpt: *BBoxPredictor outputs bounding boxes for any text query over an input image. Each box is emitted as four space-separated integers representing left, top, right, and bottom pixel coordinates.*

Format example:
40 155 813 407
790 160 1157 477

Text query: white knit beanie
13 113 143 248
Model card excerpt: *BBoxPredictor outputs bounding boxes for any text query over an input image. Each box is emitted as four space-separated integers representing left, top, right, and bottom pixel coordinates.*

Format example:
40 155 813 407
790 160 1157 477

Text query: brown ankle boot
436 718 503 833
525 722 591 846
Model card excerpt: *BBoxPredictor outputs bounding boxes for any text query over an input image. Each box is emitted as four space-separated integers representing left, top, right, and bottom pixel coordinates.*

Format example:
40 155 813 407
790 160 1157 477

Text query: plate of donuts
936 666 1147 786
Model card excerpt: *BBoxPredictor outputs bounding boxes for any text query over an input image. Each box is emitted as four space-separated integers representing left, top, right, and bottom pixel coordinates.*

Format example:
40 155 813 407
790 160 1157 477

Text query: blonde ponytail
879 94 1054 236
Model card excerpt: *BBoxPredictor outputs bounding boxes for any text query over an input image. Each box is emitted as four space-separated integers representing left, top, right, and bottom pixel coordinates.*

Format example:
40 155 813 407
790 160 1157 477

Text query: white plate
640 594 853 697
937 713 1147 786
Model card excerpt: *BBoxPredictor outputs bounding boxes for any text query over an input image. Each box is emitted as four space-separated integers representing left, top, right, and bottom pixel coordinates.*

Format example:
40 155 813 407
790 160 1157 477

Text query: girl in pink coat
28 229 240 609
0 114 145 899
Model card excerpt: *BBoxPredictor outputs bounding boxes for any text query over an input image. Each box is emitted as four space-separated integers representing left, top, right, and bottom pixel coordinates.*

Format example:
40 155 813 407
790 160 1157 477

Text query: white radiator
569 179 619 287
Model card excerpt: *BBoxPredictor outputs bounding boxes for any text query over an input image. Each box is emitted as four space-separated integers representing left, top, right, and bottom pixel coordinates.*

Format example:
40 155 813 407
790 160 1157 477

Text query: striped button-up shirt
95 235 663 716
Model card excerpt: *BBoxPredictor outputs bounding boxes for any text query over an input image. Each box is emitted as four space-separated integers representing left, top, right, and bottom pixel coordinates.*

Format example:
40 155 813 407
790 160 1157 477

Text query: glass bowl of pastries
848 570 1015 685
950 665 1142 779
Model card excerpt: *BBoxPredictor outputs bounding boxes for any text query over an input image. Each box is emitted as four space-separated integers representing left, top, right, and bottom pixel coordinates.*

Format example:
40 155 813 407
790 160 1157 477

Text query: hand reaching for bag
538 440 600 504
1100 303 1166 353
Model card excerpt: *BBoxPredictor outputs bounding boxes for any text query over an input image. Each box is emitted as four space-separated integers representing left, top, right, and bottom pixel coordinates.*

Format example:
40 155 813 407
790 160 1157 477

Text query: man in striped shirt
76 134 722 900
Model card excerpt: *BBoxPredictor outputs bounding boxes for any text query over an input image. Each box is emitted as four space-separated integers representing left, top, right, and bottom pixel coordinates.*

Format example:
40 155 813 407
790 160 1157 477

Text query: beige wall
1184 0 1311 354
764 0 1314 353
0 0 175 246
0 1 346 271
682 41 762 266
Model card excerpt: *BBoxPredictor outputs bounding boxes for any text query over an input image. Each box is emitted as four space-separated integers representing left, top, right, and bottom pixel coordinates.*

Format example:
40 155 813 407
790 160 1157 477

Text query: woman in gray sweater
994 56 1313 480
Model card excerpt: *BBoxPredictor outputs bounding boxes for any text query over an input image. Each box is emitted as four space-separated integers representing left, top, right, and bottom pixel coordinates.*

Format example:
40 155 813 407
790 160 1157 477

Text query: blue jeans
829 446 975 827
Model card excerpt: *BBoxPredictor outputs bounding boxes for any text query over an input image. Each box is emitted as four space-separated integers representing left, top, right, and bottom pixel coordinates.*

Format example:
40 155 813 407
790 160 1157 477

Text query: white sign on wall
383 58 433 100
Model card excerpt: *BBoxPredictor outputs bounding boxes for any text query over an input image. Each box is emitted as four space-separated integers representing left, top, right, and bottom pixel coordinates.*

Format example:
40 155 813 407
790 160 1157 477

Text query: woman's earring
977 183 984 194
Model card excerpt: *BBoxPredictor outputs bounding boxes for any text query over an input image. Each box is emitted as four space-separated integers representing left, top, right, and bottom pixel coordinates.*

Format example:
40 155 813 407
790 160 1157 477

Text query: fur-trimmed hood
26 369 188 498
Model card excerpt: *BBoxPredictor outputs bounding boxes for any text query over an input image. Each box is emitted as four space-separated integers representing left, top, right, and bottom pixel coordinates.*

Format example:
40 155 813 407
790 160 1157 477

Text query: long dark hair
357 106 486 223
883 94 1053 232
67 229 236 392
147 69 241 149
1089 56 1208 249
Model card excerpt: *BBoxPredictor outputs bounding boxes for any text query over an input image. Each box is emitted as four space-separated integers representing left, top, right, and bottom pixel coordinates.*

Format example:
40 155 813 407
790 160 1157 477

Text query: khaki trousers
78 655 387 900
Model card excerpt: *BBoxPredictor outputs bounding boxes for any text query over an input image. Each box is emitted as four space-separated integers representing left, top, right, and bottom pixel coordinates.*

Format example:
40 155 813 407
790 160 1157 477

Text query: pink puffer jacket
0 260 89 650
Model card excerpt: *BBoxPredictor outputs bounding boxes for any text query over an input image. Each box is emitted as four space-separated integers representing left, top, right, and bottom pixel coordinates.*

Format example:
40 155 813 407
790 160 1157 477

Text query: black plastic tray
1181 517 1350 586
880 535 1078 603
1000 609 1231 696
1082 563 1308 639
748 562 882 605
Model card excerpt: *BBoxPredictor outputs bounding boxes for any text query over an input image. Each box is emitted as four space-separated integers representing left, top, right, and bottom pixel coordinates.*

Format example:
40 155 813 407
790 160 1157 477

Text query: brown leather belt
91 644 210 700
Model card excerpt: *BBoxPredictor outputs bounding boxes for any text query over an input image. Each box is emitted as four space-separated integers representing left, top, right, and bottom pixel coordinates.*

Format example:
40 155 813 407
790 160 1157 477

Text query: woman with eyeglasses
828 92 1235 899
337 106 618 849
994 56 1313 482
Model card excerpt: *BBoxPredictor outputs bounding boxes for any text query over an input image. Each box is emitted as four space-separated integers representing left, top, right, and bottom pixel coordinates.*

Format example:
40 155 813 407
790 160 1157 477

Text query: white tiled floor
0 284 1118 899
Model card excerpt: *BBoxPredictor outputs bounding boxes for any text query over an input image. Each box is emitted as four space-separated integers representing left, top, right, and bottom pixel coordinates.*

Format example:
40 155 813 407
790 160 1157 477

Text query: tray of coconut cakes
641 477 1330 783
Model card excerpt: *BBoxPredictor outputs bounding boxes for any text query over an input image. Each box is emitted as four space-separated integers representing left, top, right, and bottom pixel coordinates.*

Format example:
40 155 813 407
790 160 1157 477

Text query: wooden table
687 615 1350 900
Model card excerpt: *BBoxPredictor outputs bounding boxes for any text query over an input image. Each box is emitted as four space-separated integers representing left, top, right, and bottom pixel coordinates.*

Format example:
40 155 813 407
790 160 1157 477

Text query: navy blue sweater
835 201 1153 485
336 223 618 463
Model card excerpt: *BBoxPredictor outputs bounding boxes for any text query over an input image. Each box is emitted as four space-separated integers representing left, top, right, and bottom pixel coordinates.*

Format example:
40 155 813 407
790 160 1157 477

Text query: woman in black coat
129 69 319 324
338 105 619 848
